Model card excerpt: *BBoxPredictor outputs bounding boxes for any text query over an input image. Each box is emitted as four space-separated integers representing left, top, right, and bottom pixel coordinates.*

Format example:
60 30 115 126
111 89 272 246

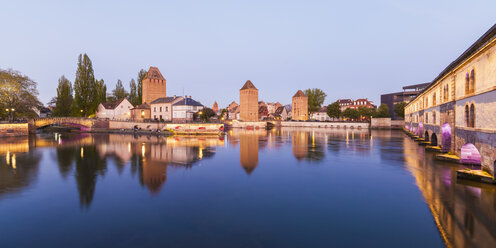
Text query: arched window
470 104 475 128
465 73 470 95
433 111 436 124
470 69 475 94
465 105 470 127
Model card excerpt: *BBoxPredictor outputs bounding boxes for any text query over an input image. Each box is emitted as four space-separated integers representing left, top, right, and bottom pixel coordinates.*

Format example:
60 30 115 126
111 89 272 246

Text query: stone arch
460 143 481 165
430 133 438 146
441 123 451 152
424 131 429 141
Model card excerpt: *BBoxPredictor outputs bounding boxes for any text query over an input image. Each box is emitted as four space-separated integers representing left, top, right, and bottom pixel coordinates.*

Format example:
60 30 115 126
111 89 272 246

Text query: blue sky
1 0 495 108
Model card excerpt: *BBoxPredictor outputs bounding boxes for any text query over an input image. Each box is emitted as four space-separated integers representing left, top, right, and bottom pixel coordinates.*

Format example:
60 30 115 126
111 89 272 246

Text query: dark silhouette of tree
0 69 42 119
52 76 73 117
73 54 98 117
326 102 341 119
304 88 327 114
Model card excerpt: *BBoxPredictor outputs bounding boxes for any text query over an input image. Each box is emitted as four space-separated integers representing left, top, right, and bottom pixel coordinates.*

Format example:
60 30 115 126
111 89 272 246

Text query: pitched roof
293 90 306 98
150 96 182 104
145 66 165 80
101 98 127 110
173 98 203 107
274 106 286 116
240 80 257 90
132 103 150 109
317 106 327 112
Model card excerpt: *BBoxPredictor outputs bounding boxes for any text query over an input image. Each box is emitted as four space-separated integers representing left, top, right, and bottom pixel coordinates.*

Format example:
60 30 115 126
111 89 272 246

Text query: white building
172 97 204 122
150 96 183 121
274 106 288 120
96 98 134 120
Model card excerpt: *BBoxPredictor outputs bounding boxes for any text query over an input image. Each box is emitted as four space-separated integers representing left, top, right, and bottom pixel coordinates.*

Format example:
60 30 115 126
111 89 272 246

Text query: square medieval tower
142 66 166 104
292 90 308 121
240 80 259 121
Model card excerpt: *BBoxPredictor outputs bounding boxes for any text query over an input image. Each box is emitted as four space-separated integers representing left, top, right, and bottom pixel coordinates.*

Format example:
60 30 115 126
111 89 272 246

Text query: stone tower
292 90 308 121
142 66 166 104
212 101 219 113
239 80 259 121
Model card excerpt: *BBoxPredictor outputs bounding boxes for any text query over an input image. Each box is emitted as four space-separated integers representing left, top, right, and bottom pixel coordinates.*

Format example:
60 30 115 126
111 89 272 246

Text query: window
154 107 156 112
465 73 470 95
433 111 436 124
433 93 436 106
469 69 475 94
166 106 168 111
470 104 475 128
160 107 162 112
465 105 470 127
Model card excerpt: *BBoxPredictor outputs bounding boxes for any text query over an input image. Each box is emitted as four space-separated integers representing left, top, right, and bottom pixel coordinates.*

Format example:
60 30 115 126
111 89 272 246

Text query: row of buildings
405 23 496 177
95 67 205 122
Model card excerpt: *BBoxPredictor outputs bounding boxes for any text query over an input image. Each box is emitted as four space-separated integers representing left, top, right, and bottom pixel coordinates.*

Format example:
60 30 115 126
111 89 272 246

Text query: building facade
405 24 496 176
96 98 134 120
292 90 308 121
381 83 430 119
142 66 166 104
172 97 204 122
150 96 184 121
239 80 259 122
130 103 151 121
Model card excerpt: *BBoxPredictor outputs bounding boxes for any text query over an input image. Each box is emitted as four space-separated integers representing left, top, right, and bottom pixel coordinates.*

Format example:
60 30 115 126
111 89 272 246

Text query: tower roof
240 80 257 90
145 66 165 80
293 90 306 98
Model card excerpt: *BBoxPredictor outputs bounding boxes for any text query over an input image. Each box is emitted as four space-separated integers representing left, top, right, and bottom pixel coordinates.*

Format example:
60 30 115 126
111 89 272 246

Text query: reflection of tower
239 133 259 174
142 161 167 194
292 131 308 161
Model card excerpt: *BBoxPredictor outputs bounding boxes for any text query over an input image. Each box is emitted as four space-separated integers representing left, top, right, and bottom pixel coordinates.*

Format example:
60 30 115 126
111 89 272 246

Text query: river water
0 129 495 247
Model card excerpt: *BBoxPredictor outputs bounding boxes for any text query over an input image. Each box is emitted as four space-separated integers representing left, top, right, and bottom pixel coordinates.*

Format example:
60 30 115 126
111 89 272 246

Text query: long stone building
292 90 308 121
239 80 259 121
405 24 496 176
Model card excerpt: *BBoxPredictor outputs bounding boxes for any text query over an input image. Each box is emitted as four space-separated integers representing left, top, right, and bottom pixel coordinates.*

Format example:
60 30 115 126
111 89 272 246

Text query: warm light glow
12 154 16 169
128 142 131 152
80 147 84 158
199 148 203 159
11 108 15 111
6 151 10 165
141 143 146 157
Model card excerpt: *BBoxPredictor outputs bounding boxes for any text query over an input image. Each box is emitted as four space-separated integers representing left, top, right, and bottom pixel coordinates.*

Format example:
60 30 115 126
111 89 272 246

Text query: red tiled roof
293 90 306 98
240 80 257 90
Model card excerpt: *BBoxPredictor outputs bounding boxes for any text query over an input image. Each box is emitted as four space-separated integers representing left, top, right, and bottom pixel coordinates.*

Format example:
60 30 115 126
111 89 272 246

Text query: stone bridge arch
28 118 108 132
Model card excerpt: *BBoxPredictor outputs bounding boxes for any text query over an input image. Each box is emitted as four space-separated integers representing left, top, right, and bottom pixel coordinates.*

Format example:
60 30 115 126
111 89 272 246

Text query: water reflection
0 137 41 199
0 129 495 247
403 136 496 247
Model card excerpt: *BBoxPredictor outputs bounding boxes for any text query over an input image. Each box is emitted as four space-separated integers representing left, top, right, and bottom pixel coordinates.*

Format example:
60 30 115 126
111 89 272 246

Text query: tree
393 102 406 119
73 54 98 117
326 102 341 119
52 75 73 117
375 104 390 118
342 108 359 120
137 69 147 104
129 79 139 106
200 108 216 122
0 68 42 120
304 88 327 114
357 106 375 120
95 79 106 104
111 79 128 101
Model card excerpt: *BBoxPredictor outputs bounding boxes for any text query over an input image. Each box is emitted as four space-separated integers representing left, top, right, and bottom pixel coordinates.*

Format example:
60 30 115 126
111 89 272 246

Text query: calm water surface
1 128 495 247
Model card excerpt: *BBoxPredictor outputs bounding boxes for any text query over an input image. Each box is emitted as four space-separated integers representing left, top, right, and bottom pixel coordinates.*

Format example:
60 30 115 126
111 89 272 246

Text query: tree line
51 54 147 117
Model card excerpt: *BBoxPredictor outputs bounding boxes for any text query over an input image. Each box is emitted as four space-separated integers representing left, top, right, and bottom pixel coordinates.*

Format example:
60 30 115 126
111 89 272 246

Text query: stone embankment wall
370 118 404 129
108 121 223 132
280 121 369 129
0 123 29 137
231 120 267 129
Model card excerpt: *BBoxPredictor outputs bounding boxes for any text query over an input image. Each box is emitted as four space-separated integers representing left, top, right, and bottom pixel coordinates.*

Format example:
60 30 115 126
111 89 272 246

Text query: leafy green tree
326 102 341 119
0 68 42 120
342 108 359 120
73 54 98 117
95 79 106 104
200 108 216 122
304 88 327 114
129 79 139 106
357 106 375 120
375 104 390 118
52 75 73 117
137 69 147 104
393 102 406 119
111 79 128 101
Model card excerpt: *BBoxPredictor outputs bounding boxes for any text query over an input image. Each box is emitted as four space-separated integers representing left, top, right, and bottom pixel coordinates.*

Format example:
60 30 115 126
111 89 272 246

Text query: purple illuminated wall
441 123 451 152
418 122 423 136
460 143 481 165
